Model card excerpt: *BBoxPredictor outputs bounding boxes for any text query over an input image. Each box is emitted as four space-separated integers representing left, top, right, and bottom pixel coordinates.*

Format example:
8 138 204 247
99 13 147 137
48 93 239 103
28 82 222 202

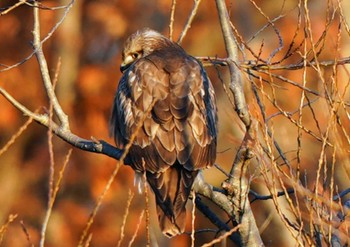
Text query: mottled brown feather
110 28 217 237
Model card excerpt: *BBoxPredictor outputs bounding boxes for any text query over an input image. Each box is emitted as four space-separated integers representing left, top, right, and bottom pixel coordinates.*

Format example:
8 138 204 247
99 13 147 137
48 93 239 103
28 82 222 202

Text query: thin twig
0 214 17 244
177 0 202 44
117 190 134 247
47 58 61 201
22 1 71 10
250 188 295 203
248 0 284 63
191 192 196 247
169 0 176 40
196 55 350 72
20 221 34 247
0 0 26 16
0 0 75 72
201 225 241 247
333 188 350 201
142 159 150 247
0 116 33 156
194 196 240 244
83 233 92 247
0 87 126 162
78 100 156 246
127 210 145 247
40 149 72 247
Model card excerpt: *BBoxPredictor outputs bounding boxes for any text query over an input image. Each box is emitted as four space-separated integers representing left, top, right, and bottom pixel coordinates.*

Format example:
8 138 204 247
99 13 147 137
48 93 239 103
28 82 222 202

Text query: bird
110 28 217 237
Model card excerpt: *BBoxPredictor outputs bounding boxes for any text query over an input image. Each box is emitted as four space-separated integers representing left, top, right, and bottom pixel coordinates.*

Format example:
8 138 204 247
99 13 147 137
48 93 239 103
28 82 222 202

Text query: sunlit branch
250 188 295 203
177 0 202 44
0 0 26 16
0 87 126 162
215 0 250 128
215 0 262 246
197 56 350 71
169 0 176 40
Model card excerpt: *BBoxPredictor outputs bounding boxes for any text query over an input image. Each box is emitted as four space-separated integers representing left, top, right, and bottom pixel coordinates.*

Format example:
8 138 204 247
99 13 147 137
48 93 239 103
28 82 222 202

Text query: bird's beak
120 55 136 73
120 62 130 73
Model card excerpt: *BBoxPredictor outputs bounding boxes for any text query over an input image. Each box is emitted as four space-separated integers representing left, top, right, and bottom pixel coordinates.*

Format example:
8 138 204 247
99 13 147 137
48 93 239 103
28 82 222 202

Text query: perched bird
110 28 217 237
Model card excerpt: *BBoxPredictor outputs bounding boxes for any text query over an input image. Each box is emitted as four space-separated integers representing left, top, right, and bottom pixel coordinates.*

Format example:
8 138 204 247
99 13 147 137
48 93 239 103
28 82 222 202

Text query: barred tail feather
146 164 198 237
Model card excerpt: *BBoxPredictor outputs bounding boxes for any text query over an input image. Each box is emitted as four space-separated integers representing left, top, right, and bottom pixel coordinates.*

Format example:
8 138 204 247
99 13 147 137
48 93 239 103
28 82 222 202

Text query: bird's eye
131 53 139 59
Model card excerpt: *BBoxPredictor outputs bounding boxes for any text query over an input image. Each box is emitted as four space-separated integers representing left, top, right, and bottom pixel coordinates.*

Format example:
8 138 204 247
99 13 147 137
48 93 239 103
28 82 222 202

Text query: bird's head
120 28 170 73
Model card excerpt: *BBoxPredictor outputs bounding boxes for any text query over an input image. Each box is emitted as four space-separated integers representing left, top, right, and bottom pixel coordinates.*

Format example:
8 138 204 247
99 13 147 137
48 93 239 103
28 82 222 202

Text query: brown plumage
110 28 217 237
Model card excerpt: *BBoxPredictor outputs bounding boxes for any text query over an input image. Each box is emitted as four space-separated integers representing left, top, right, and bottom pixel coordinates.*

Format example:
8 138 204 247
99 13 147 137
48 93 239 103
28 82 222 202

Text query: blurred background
0 0 349 246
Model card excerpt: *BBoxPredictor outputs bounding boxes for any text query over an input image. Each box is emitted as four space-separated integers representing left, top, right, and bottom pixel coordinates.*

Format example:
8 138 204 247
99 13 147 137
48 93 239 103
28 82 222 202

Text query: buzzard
110 28 217 237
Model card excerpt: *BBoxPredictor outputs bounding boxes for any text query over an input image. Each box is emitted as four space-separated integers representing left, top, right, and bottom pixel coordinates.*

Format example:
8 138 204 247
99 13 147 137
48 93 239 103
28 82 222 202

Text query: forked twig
0 0 75 72
32 2 69 129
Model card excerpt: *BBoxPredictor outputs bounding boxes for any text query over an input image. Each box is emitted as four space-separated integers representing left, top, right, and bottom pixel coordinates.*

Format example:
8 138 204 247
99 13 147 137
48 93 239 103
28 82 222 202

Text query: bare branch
32 2 69 129
333 188 350 201
201 224 241 247
250 189 295 203
177 0 202 44
194 173 233 216
169 0 176 40
0 0 74 72
40 149 71 247
194 196 240 244
215 0 251 127
127 210 145 247
117 190 134 247
197 56 350 72
0 86 126 162
0 115 33 156
0 0 26 16
0 214 17 244
20 221 34 247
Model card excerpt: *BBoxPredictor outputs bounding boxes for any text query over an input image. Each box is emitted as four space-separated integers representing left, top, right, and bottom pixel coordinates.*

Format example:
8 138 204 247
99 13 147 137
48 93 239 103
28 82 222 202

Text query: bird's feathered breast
110 44 217 173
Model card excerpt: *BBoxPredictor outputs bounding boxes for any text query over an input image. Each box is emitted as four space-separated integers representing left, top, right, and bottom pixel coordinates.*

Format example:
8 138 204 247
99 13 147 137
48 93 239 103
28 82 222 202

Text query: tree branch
195 196 241 244
32 1 69 129
0 87 127 163
215 1 263 246
250 189 295 204
177 0 202 44
215 0 251 128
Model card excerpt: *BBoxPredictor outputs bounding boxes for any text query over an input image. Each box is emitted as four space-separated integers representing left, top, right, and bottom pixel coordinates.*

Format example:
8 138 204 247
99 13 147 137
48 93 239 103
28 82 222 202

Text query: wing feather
110 54 217 171
110 41 217 237
110 29 218 237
